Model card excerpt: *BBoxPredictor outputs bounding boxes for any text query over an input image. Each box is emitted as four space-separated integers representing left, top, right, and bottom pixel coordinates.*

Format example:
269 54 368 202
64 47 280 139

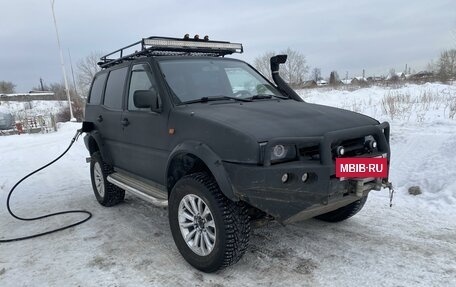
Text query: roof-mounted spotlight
194 34 200 40
204 35 209 41
183 34 190 40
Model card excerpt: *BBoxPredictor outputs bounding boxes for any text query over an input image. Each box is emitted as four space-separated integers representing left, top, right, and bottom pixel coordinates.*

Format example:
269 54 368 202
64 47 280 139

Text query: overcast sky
1 0 455 92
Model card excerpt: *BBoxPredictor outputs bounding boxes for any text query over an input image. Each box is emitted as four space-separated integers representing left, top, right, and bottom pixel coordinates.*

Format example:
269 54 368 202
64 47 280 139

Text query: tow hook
382 181 395 207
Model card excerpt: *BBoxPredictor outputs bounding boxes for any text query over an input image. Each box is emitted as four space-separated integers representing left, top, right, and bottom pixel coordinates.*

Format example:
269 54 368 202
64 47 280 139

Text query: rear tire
169 172 250 272
90 152 124 207
315 196 368 222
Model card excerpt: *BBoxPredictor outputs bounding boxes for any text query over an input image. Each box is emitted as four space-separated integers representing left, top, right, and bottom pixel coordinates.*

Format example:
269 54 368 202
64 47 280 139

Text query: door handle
97 115 103 122
121 118 130 127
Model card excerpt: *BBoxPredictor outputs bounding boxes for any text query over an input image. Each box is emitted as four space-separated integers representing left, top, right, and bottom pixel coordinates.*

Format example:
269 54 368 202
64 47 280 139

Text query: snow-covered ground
298 83 456 209
0 100 68 118
1 83 455 286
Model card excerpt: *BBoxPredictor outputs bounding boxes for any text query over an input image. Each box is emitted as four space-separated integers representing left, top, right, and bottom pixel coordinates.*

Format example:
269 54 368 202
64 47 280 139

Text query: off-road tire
90 151 125 207
169 172 250 272
315 195 368 222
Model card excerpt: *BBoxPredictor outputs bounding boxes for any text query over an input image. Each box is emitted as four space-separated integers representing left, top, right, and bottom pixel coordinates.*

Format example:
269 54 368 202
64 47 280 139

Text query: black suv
83 36 391 272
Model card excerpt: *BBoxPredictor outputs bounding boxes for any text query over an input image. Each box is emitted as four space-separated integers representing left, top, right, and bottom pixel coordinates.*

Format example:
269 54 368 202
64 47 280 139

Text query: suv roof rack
98 35 243 69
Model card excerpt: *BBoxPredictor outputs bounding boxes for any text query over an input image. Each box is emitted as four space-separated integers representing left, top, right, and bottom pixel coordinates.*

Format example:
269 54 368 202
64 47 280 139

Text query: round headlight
273 145 286 159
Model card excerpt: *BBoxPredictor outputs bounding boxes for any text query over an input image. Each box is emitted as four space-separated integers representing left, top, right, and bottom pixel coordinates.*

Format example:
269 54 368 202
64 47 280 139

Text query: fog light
365 140 377 150
281 173 289 183
336 146 345 156
302 173 309 182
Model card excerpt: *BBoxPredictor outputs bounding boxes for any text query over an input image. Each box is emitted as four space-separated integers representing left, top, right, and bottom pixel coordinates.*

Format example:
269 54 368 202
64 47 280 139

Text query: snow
1 83 456 286
0 106 11 114
0 100 68 118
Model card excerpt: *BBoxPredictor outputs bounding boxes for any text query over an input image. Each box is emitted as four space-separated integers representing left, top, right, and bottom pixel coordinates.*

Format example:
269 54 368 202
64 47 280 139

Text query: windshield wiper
180 95 252 105
248 94 289 100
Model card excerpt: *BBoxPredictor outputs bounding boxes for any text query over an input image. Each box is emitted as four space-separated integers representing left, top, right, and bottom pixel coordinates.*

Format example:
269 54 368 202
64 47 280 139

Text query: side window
88 73 107 104
128 64 159 111
104 66 128 109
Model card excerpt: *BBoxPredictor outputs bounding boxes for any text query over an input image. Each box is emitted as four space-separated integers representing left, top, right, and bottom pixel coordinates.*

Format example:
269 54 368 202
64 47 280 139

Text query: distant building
386 72 406 81
351 77 368 86
317 80 328 86
302 80 318 88
409 71 434 81
367 76 385 83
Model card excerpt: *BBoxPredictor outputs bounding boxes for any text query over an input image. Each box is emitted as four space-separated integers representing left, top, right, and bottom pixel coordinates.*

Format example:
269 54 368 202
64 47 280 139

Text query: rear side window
104 67 128 109
88 73 107 104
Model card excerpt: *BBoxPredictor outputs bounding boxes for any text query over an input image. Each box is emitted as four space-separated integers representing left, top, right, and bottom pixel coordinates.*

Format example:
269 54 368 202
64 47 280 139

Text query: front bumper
224 122 390 224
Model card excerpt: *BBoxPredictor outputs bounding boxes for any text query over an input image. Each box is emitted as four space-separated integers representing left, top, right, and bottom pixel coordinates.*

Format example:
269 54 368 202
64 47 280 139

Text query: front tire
169 172 250 272
315 195 368 222
90 152 125 207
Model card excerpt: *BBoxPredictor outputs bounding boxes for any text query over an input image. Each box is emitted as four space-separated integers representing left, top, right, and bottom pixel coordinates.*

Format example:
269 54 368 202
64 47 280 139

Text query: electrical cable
0 129 92 243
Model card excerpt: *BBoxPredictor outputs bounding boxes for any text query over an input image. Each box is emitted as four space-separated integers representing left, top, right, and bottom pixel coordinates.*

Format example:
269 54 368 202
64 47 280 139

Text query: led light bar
98 36 243 69
143 38 243 53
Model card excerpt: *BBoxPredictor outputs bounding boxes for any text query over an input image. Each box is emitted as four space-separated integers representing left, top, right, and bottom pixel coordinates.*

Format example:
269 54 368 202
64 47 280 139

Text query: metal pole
50 0 75 121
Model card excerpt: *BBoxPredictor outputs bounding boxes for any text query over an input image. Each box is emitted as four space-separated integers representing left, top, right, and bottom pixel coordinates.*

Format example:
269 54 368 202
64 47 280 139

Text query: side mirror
133 89 159 111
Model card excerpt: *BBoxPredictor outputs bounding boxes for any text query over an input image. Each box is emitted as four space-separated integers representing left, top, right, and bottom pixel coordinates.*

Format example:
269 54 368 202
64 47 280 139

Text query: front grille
332 135 376 158
297 135 379 163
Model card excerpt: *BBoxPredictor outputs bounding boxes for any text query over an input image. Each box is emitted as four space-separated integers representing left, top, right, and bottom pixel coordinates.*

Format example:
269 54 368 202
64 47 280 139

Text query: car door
86 65 129 166
97 65 129 167
118 62 169 185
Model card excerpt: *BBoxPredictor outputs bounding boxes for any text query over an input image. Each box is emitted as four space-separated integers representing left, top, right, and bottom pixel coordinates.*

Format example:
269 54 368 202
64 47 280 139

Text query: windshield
158 58 283 104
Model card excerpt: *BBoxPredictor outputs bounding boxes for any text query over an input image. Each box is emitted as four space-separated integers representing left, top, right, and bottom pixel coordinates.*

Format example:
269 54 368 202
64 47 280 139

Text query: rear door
118 62 169 185
98 65 129 167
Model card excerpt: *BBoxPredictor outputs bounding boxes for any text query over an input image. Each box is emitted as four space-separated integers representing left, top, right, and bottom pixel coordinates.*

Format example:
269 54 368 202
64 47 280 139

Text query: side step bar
107 172 168 207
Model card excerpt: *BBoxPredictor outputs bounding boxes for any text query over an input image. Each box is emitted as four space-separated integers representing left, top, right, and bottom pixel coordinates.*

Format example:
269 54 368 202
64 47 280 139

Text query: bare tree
311 68 321 82
280 48 309 87
32 81 85 121
426 60 437 73
77 51 103 97
388 68 399 82
253 51 275 82
438 49 456 81
0 81 16 93
253 48 309 86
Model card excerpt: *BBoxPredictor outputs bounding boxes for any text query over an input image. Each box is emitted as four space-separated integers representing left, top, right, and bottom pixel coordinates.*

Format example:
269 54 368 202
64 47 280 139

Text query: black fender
83 131 112 164
166 141 238 201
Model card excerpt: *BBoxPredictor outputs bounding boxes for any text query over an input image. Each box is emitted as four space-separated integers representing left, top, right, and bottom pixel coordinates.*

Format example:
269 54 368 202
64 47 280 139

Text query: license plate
336 157 388 179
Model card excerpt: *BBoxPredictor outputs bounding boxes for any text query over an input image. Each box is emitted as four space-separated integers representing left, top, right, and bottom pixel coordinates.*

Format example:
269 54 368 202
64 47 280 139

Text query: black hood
185 100 379 141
